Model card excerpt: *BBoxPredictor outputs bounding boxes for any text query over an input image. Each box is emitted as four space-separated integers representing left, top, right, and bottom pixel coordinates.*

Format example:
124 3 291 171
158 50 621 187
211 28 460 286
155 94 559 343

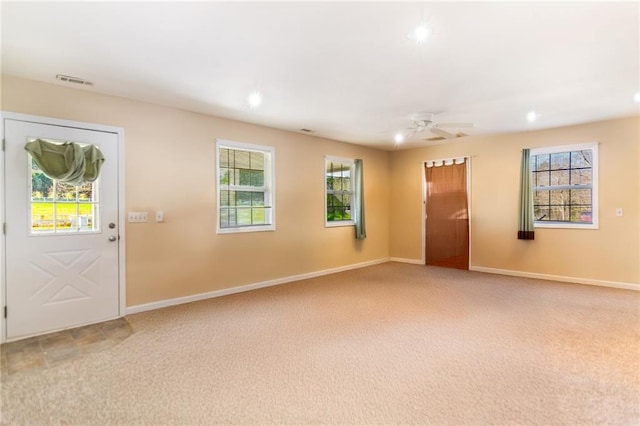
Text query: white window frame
325 155 355 227
216 139 275 234
530 142 598 230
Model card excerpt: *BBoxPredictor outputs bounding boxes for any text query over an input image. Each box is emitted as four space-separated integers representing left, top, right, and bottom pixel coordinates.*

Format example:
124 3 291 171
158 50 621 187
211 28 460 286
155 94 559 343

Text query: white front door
4 118 121 340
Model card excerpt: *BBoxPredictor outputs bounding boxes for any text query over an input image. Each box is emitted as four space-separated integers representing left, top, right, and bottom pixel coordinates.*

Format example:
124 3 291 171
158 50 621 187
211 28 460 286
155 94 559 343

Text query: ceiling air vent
56 74 94 86
300 128 314 133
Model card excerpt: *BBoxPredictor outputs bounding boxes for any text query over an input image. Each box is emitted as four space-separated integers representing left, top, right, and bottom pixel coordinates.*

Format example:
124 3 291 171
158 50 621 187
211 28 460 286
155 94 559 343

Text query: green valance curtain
25 139 105 186
518 149 535 240
354 159 366 240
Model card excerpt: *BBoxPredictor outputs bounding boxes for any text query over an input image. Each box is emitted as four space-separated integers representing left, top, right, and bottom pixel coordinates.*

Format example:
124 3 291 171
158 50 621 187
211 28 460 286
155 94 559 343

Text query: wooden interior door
425 160 469 270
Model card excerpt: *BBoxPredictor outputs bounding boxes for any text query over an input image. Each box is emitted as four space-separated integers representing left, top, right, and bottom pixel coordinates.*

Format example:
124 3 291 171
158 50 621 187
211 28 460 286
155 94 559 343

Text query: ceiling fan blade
423 136 445 142
430 127 457 139
436 123 475 128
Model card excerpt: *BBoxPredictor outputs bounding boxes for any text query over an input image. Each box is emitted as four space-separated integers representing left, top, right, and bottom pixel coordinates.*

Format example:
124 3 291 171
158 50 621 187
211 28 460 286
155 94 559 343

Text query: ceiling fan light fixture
402 112 474 144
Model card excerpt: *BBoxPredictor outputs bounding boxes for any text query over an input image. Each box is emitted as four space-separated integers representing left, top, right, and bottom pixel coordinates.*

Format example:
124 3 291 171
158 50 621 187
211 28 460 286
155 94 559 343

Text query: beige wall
1 75 390 306
2 74 638 308
390 116 640 284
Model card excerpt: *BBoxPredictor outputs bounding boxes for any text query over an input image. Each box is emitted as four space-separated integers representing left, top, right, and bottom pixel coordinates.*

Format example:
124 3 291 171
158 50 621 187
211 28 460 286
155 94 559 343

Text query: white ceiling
2 1 639 150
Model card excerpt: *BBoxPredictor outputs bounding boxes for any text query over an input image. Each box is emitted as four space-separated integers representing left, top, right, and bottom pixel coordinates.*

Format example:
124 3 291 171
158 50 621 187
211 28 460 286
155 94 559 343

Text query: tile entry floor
1 317 132 377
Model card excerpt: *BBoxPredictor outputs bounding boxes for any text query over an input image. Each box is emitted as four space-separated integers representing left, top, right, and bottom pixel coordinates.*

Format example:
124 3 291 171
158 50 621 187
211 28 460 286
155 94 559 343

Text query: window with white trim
216 139 275 233
530 142 598 229
325 156 354 226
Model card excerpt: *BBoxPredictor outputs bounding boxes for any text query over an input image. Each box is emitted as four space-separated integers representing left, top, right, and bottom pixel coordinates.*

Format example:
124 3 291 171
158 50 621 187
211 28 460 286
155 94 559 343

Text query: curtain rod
421 156 470 167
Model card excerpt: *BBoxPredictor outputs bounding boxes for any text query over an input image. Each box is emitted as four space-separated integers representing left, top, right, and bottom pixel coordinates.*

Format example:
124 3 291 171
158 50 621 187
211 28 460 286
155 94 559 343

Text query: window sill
217 225 275 234
534 221 598 230
325 220 354 228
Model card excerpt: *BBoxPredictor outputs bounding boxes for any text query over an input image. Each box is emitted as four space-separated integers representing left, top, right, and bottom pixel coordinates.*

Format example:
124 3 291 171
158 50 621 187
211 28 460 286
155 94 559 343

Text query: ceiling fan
404 113 475 141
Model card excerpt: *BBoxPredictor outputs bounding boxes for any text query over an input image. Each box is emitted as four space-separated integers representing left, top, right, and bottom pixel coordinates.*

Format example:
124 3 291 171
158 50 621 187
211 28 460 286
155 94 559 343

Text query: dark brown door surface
425 161 469 270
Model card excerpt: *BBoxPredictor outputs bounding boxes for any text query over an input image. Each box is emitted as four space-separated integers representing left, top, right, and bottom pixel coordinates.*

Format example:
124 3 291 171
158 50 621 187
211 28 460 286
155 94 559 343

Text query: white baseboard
389 257 424 265
126 258 390 315
126 260 637 316
469 266 640 291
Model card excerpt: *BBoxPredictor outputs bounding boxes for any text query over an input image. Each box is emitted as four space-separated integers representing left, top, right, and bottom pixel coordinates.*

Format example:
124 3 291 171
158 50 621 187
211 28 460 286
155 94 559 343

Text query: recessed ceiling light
408 23 432 44
634 92 640 103
394 133 405 144
247 91 262 109
526 110 538 122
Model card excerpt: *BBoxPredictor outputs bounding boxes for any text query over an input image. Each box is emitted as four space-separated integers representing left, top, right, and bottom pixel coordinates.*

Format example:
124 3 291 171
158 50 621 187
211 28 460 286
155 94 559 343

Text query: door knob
108 236 117 242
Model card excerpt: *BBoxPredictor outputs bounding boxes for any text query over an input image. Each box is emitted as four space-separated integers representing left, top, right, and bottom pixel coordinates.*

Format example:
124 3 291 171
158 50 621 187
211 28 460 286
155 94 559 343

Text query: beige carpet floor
1 262 639 425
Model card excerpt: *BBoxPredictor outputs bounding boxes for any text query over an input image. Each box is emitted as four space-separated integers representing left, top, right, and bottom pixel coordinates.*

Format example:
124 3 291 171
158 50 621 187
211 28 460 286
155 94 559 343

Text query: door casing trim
0 111 126 343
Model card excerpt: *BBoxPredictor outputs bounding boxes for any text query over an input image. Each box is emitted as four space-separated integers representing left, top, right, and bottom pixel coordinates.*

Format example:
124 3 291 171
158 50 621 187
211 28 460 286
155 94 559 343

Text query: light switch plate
156 211 164 222
615 208 623 217
128 212 148 223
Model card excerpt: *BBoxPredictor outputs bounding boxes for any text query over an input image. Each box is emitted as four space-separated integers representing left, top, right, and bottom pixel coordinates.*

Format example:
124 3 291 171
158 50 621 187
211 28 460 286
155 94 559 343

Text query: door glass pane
56 204 77 230
31 202 55 233
31 171 53 201
78 181 94 202
28 153 100 235
78 204 95 231
55 181 77 201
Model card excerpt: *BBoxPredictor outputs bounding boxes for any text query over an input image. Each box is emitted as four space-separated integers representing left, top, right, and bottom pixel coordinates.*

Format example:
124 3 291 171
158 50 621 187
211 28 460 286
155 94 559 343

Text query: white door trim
0 111 126 343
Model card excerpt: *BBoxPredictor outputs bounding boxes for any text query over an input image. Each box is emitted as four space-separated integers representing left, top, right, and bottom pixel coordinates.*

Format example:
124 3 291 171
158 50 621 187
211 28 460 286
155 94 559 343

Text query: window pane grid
219 207 272 228
218 143 273 231
325 159 353 223
29 156 99 234
531 149 593 224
